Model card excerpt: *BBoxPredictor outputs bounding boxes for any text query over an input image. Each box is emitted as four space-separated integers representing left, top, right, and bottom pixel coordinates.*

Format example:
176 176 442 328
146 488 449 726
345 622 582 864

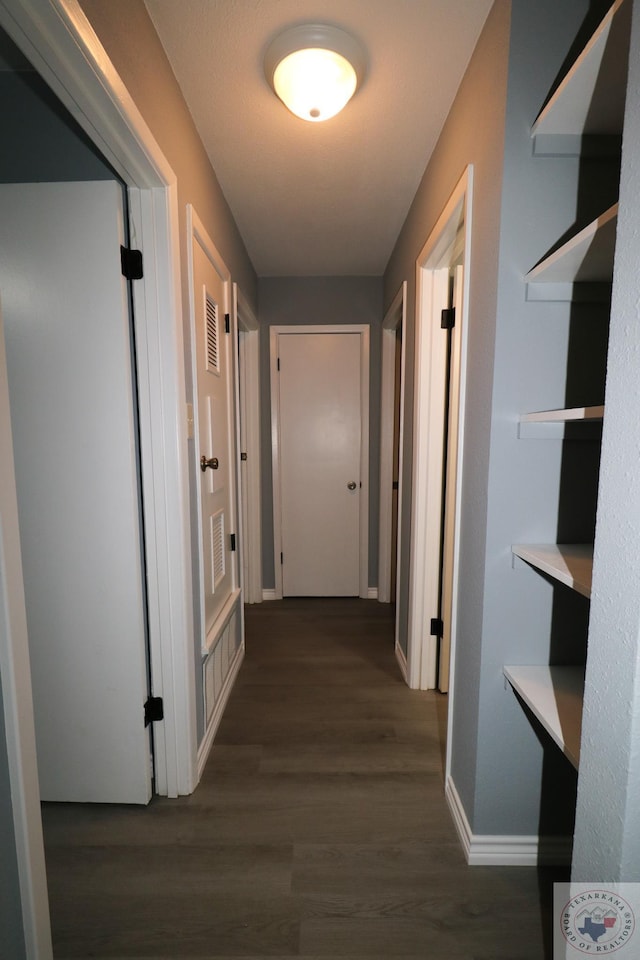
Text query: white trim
366 587 379 600
197 640 245 778
262 588 278 601
395 640 408 682
407 168 473 732
269 324 370 599
378 282 407 605
445 777 572 866
236 288 263 604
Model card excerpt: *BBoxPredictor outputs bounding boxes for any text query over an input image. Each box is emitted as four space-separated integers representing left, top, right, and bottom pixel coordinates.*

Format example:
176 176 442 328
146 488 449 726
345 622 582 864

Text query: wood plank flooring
42 598 566 958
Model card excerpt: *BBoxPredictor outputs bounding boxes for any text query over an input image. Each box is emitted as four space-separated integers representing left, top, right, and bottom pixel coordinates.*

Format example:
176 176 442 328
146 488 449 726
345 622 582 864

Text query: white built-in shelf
518 407 604 439
512 543 593 598
503 665 584 768
532 0 631 140
521 405 604 424
526 204 618 288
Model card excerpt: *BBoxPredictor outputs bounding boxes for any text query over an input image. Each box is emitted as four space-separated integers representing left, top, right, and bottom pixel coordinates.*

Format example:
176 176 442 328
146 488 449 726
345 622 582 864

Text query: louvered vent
205 294 219 373
210 511 225 590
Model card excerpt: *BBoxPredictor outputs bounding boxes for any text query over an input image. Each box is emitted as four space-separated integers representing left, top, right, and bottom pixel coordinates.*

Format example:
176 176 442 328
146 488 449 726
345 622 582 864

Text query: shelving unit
506 0 630 782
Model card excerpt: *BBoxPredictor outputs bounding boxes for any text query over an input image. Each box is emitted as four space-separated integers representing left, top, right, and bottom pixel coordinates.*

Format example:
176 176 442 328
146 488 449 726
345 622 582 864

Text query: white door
0 181 152 804
192 231 238 648
438 264 464 692
276 330 365 596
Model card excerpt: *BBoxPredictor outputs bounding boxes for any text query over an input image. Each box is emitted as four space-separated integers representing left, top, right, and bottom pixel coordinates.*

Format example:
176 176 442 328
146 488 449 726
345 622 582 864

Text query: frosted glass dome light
265 24 366 123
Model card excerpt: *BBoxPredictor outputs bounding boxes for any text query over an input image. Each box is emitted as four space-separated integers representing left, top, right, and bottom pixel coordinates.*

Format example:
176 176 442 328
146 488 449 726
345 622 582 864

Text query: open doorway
378 282 408 670
406 168 473 778
0 4 194 952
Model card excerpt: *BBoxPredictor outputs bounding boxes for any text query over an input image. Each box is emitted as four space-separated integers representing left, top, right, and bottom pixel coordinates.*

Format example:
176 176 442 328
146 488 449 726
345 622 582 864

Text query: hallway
42 599 564 957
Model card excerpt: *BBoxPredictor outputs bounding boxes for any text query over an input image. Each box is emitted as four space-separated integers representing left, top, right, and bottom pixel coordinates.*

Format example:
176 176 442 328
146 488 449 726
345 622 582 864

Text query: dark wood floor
42 598 564 958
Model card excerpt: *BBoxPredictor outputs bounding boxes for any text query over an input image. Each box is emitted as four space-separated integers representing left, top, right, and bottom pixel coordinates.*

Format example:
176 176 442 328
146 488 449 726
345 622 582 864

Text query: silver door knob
200 455 219 472
347 481 357 490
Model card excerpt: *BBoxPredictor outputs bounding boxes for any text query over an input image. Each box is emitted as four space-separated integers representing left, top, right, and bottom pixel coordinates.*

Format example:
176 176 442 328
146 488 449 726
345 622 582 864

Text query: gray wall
384 0 511 811
384 0 609 839
258 276 383 592
0 676 26 960
470 0 600 837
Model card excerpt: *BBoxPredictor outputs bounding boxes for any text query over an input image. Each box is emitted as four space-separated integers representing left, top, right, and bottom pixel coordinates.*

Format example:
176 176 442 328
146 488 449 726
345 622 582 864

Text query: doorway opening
378 282 408 671
406 167 473 775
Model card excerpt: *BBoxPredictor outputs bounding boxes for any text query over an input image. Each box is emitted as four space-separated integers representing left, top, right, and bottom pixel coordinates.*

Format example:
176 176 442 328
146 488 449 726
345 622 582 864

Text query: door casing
378 283 408 673
407 167 473 788
270 324 370 600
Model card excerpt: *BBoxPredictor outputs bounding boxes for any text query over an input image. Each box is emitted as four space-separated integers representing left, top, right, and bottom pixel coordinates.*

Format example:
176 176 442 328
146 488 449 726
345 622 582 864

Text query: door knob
347 481 357 490
200 455 219 472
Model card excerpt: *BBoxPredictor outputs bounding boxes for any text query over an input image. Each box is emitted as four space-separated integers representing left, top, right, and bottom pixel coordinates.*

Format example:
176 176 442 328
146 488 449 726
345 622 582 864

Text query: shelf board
526 205 618 286
504 665 584 768
532 0 631 139
512 544 593 598
520 405 604 424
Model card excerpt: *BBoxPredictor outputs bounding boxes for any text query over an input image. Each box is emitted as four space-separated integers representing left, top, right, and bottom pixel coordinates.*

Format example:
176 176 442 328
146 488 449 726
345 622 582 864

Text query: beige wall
383 0 511 812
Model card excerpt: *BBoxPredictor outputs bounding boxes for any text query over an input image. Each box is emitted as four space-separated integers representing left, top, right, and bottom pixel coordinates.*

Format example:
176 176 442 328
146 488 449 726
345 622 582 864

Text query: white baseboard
445 776 572 866
197 642 245 780
395 640 408 682
366 587 378 599
262 588 277 601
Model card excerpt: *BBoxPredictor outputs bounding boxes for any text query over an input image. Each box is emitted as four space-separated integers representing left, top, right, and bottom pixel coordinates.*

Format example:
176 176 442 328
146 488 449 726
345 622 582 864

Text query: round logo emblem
561 889 635 954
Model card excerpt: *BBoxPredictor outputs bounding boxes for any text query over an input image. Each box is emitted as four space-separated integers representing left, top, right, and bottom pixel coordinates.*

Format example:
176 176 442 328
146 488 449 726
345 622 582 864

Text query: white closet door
278 331 362 596
0 181 152 804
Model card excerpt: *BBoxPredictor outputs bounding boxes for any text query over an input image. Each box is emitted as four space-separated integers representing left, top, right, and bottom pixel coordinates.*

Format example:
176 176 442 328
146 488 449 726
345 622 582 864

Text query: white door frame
0 0 197 950
406 166 473 724
235 285 263 604
378 281 407 604
270 324 370 600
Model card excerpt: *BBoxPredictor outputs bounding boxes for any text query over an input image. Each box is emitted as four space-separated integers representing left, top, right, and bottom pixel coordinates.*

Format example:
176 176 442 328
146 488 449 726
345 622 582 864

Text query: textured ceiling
144 0 493 277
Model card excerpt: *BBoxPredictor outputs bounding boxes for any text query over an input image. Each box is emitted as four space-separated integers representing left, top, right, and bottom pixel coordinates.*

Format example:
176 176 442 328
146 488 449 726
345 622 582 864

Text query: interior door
277 330 362 596
192 233 237 646
0 180 152 804
438 264 464 693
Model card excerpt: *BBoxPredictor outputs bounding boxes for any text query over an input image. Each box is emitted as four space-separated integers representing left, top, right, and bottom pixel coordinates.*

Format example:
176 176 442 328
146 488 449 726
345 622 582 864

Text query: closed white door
192 233 237 646
0 180 152 804
276 330 364 596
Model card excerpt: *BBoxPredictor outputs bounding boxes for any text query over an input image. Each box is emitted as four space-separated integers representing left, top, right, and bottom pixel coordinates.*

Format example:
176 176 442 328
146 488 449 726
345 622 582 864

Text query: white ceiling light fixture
265 23 366 123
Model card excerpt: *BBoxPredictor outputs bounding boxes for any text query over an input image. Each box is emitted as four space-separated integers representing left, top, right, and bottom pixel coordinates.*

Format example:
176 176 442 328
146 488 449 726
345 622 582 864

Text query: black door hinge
144 696 164 727
430 617 444 637
230 533 236 551
392 480 399 490
121 245 143 280
225 313 230 333
441 307 455 330
277 357 280 371
240 452 248 461
280 552 283 565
